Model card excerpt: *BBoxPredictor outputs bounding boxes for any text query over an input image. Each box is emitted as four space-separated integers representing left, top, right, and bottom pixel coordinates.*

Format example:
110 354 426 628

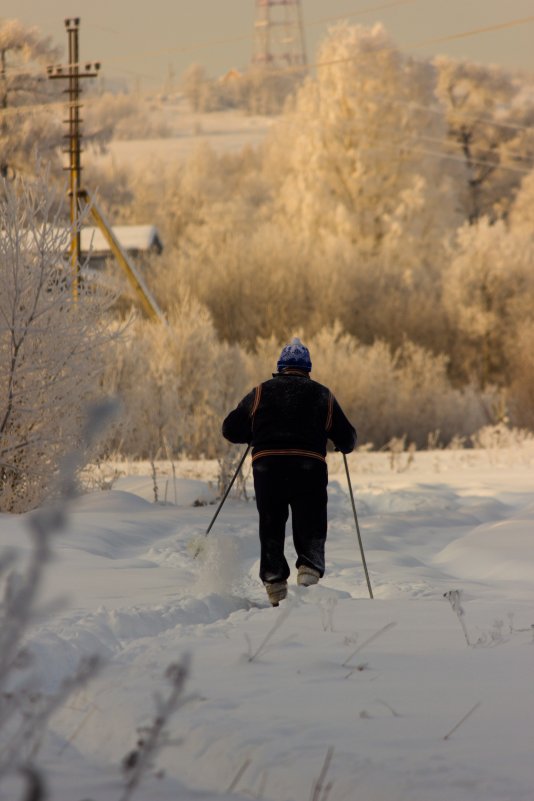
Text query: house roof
81 225 163 254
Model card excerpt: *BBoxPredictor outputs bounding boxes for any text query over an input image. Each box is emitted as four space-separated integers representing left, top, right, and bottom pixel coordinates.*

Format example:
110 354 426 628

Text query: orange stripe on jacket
325 391 334 432
250 385 262 419
252 449 326 464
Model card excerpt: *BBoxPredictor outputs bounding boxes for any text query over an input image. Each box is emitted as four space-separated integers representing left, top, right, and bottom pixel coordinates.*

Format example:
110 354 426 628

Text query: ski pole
194 444 251 558
342 453 373 599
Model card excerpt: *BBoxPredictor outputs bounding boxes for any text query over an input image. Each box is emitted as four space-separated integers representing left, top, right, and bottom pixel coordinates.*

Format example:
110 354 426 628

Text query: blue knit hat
277 337 312 373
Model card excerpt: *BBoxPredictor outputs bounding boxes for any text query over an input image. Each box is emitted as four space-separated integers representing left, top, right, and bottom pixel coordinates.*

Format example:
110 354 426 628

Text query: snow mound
72 489 153 513
434 516 534 582
115 475 216 506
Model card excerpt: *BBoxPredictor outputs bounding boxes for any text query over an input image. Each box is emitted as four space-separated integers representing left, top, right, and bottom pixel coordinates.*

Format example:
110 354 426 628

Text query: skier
222 337 357 606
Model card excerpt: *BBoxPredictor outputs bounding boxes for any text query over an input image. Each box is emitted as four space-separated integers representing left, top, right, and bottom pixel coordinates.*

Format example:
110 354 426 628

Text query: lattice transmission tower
252 0 307 69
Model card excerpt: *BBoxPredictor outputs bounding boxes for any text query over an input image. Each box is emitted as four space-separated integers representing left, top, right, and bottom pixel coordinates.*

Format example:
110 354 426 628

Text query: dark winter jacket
222 372 356 464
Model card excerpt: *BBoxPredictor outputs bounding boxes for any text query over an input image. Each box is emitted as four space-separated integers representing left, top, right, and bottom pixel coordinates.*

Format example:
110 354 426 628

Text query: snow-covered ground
2 446 534 801
89 99 273 173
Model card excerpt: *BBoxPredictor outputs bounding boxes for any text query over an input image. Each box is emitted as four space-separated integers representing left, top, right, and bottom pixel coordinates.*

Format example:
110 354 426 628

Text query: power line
308 0 415 29
103 0 414 67
1 9 534 149
3 5 533 81
410 14 534 50
402 100 534 135
3 5 534 84
309 14 534 72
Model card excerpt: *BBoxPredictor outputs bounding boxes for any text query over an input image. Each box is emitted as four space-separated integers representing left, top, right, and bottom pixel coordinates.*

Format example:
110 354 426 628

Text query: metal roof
81 225 163 254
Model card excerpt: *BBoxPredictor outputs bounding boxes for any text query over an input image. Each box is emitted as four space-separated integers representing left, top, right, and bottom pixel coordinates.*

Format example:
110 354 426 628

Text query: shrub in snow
246 325 490 449
508 321 534 430
84 91 172 143
102 294 247 459
181 61 301 115
444 217 534 387
471 423 534 450
0 174 118 512
217 442 250 500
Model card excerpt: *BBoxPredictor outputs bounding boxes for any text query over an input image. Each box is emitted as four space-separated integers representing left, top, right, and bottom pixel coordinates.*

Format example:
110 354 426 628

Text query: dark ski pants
252 456 328 584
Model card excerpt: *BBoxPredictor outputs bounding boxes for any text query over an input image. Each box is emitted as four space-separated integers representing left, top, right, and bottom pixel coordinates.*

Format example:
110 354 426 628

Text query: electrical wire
3 0 407 79
2 4 534 83
410 14 534 50
102 0 415 66
0 5 533 170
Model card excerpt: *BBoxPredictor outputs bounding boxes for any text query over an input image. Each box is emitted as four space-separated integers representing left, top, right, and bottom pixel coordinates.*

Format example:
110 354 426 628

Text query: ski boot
297 565 320 587
264 580 288 607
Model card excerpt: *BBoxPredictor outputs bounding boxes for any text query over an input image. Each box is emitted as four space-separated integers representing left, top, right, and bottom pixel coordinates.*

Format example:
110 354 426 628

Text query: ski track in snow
1 448 534 801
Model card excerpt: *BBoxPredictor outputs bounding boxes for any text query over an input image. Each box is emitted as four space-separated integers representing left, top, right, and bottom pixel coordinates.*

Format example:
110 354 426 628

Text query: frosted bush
181 61 301 115
507 321 534 430
102 294 247 459
246 325 489 449
0 174 118 512
471 423 534 450
84 91 172 143
66 23 534 448
444 218 534 385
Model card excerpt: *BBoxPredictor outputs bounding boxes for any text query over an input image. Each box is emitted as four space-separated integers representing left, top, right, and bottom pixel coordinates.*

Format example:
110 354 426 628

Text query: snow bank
2 449 533 800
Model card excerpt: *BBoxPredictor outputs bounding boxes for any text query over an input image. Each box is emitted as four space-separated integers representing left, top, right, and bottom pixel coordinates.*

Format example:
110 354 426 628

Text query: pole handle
343 453 373 599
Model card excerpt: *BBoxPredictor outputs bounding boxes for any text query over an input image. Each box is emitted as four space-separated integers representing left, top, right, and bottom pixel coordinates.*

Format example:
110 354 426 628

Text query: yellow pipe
80 189 167 324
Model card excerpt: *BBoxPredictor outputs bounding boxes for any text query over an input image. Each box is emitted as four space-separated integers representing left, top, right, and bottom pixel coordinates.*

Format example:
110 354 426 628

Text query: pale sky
4 0 534 90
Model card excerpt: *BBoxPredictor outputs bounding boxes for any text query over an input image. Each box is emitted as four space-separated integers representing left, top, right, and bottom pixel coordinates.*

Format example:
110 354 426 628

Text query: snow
89 101 273 173
2 447 534 800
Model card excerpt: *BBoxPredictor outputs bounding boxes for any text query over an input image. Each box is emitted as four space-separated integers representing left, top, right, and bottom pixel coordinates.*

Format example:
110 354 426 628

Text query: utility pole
48 18 100 300
48 19 165 323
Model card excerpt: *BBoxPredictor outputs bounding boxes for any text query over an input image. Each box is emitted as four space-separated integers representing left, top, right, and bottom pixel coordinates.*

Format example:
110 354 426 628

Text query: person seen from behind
222 337 357 606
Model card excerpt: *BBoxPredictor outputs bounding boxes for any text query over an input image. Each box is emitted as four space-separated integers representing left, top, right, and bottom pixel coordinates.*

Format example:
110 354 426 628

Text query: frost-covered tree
83 90 172 143
181 61 301 115
500 170 534 425
508 167 534 229
0 19 62 178
181 63 210 112
245 325 489 448
0 173 117 512
261 24 460 349
435 57 534 222
268 24 458 264
443 215 534 386
102 294 246 459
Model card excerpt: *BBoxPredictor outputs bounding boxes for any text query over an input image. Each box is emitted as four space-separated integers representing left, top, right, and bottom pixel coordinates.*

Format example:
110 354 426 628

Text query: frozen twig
309 746 334 801
444 590 471 645
443 702 481 740
343 621 397 668
120 656 194 801
376 699 402 717
226 758 252 793
247 601 295 662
